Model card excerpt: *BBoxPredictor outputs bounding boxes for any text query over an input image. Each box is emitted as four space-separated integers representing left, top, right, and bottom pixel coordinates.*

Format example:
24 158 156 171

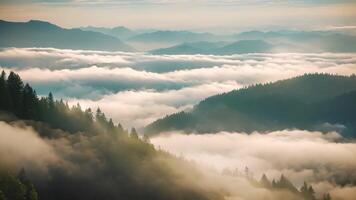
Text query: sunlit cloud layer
1 48 355 127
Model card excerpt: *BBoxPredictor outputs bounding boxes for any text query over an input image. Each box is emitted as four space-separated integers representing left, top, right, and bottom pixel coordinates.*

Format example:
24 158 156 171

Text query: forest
145 74 356 137
0 71 335 200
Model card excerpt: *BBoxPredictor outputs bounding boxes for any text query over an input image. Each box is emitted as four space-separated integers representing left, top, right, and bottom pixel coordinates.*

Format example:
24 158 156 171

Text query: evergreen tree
143 134 150 143
300 181 316 200
6 72 24 115
0 71 11 110
275 174 298 193
96 108 107 127
17 169 38 200
0 172 26 200
130 128 139 140
22 84 39 119
260 174 271 188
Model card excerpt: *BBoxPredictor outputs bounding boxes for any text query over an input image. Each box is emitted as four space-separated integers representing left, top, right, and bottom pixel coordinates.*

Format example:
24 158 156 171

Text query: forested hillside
0 70 224 200
145 74 356 137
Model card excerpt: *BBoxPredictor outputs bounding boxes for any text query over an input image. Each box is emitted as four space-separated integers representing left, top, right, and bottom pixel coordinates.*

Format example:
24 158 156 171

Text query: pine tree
22 84 39 119
6 72 24 115
260 174 271 188
0 70 11 110
130 128 139 140
17 169 38 200
300 181 316 200
276 174 298 193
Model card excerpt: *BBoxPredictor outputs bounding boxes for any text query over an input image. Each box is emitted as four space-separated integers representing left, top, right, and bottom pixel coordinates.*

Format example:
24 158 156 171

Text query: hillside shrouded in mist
145 74 356 137
1 0 356 199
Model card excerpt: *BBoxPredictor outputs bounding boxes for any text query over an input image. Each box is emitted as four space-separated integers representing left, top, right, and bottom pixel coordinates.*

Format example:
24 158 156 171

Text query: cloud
1 48 355 127
67 81 240 127
0 120 346 200
151 130 356 198
0 121 58 171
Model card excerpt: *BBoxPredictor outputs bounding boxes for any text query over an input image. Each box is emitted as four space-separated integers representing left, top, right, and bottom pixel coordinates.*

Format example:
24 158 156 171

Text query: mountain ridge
0 20 134 51
145 74 356 137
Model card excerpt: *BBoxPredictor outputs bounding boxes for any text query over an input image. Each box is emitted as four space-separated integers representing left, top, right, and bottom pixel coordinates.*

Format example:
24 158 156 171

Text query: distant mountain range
150 40 273 55
0 20 134 51
234 30 356 53
128 30 218 43
81 26 138 40
145 74 356 138
149 31 356 55
1 19 356 53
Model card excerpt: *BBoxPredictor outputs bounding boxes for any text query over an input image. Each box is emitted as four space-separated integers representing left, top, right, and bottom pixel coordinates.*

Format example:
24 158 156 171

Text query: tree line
0 70 141 137
222 167 332 200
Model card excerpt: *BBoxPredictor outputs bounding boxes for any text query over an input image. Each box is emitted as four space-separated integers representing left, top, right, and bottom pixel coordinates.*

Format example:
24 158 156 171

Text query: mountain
129 30 217 43
145 74 356 137
0 20 134 51
127 30 224 51
81 26 138 39
0 70 224 200
210 40 273 54
235 30 356 53
151 43 204 55
151 40 273 55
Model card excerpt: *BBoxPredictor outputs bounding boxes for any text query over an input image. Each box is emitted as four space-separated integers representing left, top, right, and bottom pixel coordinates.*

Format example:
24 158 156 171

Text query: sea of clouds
151 130 356 200
1 47 355 128
1 47 356 199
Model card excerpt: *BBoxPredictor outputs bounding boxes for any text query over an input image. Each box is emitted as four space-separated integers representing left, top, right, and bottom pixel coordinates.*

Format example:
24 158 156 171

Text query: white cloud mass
1 48 355 127
151 130 356 199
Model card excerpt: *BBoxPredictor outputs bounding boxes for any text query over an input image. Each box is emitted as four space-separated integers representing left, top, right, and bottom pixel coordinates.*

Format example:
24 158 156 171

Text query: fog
4 120 355 199
1 48 355 127
151 130 356 199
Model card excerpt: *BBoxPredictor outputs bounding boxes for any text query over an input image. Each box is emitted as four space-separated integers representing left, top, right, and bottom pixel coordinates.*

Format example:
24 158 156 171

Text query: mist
151 130 356 199
1 48 355 128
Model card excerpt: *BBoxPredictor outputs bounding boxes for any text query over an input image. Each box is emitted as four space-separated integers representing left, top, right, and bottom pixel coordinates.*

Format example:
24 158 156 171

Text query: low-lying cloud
68 81 239 127
151 130 356 199
0 121 58 171
1 48 355 127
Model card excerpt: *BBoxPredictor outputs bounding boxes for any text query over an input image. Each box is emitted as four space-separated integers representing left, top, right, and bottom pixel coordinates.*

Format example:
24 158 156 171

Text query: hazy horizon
1 1 356 200
1 0 356 33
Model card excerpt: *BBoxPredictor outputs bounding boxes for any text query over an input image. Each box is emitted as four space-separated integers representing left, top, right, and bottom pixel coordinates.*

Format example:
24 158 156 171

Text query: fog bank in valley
1 48 355 128
151 130 356 200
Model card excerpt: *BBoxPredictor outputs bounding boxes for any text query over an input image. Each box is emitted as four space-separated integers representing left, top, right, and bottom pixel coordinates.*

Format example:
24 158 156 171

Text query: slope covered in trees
145 74 356 137
0 70 224 200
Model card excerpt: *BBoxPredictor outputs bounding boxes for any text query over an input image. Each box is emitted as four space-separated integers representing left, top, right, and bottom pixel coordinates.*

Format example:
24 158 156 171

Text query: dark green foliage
0 71 224 200
146 74 356 137
0 71 127 136
0 172 26 200
17 169 38 200
6 72 24 115
0 71 11 111
0 169 38 200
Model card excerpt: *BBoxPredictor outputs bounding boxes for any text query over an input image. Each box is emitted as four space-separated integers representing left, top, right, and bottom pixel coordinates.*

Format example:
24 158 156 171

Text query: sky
0 0 356 32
